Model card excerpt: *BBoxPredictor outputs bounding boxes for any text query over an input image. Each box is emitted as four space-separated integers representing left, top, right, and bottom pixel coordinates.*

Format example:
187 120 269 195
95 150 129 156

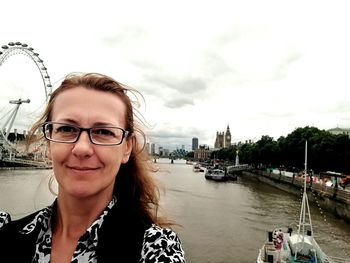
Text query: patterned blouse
0 198 185 262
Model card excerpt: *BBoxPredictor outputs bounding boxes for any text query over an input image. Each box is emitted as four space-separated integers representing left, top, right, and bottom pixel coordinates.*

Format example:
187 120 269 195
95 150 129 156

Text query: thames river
0 159 349 262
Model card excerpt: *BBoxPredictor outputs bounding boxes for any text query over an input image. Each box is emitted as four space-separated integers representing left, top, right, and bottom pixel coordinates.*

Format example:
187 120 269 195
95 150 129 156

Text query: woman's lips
67 166 100 172
70 166 98 170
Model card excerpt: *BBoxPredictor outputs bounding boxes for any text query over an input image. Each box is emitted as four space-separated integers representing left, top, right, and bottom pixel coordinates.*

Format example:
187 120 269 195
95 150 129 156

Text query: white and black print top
0 198 186 263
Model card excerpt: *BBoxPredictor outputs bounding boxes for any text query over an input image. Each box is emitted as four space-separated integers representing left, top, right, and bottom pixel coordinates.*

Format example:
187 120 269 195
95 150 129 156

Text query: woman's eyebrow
54 118 79 125
55 119 120 127
92 122 120 127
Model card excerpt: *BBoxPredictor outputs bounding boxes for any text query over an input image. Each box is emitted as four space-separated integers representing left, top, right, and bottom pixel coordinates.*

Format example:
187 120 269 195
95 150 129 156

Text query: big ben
225 124 231 147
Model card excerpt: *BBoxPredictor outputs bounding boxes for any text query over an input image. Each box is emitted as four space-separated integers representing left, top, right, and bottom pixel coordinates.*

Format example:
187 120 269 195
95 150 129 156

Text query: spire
226 124 231 135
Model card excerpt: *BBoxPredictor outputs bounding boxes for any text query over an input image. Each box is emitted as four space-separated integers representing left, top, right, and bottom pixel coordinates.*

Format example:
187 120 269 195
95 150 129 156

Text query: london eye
0 41 52 153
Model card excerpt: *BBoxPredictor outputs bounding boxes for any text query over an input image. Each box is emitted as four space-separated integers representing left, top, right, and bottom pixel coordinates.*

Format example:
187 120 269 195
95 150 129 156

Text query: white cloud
1 0 350 150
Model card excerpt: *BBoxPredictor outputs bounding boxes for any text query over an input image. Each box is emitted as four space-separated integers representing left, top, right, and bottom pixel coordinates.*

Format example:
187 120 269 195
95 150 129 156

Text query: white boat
257 141 349 263
205 168 227 181
193 163 202 172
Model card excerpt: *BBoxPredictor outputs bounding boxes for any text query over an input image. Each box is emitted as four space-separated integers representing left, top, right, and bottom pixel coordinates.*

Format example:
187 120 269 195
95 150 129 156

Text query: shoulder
0 209 47 261
0 209 41 234
0 211 11 229
0 205 51 236
141 224 186 263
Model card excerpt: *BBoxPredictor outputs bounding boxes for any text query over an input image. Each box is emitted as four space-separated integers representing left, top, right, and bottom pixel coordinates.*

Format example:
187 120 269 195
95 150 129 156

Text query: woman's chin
59 185 99 199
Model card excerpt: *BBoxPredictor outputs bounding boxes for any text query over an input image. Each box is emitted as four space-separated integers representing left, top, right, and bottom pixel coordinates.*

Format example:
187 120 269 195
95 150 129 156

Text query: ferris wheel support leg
2 107 17 132
7 104 20 139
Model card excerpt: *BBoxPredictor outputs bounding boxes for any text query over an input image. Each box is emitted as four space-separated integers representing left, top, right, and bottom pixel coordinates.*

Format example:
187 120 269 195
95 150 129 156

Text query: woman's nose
71 131 94 158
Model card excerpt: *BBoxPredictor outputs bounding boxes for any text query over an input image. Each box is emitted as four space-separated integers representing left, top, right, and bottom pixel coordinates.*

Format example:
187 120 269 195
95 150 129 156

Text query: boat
205 168 228 181
226 172 238 181
257 141 349 263
193 163 202 172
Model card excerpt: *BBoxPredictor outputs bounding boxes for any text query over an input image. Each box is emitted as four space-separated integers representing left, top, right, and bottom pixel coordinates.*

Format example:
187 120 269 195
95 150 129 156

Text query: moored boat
257 141 349 263
226 172 238 181
193 163 202 172
205 168 227 181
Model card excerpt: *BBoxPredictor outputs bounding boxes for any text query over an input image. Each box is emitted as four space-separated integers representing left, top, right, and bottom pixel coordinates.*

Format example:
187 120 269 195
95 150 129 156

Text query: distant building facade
214 125 231 149
192 137 199 151
158 146 170 157
145 143 150 154
151 143 156 155
2 129 26 143
328 127 350 138
214 132 224 149
194 145 211 160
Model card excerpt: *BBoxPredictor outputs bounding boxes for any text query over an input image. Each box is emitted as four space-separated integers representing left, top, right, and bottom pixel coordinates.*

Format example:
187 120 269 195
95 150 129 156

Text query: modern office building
192 137 199 151
151 143 156 155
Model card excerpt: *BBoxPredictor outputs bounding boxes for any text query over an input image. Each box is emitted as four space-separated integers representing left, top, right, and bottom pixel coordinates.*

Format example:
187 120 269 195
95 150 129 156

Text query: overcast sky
1 0 350 150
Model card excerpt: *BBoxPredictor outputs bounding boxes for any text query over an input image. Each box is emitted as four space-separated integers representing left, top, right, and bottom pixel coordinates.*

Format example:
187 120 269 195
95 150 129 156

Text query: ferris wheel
0 41 52 149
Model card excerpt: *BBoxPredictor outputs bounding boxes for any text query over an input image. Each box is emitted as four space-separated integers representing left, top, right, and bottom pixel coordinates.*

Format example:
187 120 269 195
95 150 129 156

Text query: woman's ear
121 135 134 163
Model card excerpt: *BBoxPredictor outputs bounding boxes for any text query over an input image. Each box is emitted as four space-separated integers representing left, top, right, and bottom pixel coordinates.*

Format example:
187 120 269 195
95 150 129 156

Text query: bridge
0 157 51 169
226 164 251 174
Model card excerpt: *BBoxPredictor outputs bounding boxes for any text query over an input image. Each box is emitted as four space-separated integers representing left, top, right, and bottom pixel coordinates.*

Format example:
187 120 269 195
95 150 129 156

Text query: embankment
243 170 350 224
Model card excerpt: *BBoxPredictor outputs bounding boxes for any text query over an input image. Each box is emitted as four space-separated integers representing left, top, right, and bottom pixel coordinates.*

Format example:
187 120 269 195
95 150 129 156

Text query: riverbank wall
243 170 350 223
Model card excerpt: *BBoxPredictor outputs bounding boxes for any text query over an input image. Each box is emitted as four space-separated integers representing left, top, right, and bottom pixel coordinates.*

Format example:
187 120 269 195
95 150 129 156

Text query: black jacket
0 202 151 262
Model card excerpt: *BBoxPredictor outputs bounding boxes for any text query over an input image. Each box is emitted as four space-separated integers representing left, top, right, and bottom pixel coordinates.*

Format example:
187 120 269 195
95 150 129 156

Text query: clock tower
225 124 231 148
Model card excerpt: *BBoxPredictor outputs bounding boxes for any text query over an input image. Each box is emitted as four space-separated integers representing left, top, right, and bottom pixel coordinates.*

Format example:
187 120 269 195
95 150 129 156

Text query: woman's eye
56 125 76 133
94 129 115 136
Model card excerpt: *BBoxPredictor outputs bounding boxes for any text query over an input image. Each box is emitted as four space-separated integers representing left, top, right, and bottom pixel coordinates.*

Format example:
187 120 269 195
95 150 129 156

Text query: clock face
227 136 230 140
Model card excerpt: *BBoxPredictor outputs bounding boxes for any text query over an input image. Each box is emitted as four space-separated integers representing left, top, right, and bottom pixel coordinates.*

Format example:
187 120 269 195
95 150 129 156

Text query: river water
0 159 349 262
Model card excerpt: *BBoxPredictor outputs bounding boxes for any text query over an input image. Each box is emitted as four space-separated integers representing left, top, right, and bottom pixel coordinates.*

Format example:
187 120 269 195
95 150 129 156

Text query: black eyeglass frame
42 121 130 146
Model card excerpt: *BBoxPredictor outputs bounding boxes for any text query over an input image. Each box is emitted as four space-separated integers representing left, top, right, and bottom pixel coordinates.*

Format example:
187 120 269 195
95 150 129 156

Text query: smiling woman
0 73 185 263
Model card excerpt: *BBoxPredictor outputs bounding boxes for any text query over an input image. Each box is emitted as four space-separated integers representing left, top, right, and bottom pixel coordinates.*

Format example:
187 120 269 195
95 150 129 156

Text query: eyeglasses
42 122 129 146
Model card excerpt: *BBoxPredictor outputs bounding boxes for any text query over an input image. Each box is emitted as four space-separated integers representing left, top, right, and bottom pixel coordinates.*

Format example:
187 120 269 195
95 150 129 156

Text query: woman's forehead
50 87 127 125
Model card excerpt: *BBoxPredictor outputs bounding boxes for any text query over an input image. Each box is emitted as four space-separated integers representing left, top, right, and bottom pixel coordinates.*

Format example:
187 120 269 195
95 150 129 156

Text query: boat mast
295 140 314 259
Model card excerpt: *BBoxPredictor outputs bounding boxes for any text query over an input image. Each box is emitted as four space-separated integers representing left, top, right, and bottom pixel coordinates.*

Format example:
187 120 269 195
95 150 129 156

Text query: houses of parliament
193 125 231 160
214 125 231 149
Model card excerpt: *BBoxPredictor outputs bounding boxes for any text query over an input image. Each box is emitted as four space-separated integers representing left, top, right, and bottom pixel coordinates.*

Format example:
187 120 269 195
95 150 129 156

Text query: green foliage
212 126 350 173
186 151 194 158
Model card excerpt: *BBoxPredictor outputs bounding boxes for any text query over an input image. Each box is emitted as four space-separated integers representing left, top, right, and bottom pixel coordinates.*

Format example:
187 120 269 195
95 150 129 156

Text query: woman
0 73 185 262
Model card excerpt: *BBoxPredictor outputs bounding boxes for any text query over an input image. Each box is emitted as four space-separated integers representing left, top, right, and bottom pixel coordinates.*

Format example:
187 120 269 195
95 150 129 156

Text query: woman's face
47 86 132 200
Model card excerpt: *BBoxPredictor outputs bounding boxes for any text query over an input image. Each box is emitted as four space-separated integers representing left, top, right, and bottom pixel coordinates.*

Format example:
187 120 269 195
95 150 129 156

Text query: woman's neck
54 192 113 239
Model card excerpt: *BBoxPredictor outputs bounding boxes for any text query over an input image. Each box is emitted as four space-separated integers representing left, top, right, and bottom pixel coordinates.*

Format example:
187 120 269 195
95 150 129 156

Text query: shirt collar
19 203 53 235
20 196 117 238
85 196 117 241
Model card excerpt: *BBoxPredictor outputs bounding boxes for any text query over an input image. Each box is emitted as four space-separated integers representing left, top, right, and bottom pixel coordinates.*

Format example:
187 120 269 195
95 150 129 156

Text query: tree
209 126 350 173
